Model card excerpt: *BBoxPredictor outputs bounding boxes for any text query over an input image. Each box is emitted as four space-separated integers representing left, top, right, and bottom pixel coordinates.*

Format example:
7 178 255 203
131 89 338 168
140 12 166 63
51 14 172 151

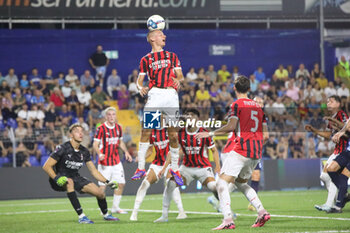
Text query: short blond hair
146 30 160 43
103 107 117 117
69 123 83 133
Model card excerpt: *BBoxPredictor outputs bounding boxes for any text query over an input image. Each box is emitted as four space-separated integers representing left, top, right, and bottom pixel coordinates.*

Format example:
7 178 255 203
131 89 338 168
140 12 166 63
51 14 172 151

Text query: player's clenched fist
332 131 345 144
139 87 149 97
304 124 314 132
99 153 105 161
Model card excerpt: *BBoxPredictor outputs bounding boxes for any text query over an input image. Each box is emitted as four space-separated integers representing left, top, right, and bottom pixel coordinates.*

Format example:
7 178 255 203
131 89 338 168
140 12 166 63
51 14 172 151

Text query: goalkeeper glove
105 180 118 189
54 175 68 187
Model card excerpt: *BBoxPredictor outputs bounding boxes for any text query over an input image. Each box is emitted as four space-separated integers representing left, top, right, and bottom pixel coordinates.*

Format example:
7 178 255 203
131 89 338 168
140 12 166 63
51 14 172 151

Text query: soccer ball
147 15 165 31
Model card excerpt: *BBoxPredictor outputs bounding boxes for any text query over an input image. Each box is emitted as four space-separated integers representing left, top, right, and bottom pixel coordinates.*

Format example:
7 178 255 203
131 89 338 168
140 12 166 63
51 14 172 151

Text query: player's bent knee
236 177 248 184
97 190 106 199
327 165 338 172
328 161 341 172
206 181 216 192
168 132 178 142
342 168 350 178
216 179 227 192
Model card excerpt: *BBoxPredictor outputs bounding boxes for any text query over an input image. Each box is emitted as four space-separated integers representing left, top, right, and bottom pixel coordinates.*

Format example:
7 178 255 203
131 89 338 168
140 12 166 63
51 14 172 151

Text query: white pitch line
294 231 350 233
1 208 350 222
0 191 324 207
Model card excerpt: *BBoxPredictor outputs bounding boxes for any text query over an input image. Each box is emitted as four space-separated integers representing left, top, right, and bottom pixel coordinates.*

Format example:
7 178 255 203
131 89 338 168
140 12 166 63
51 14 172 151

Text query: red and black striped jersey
227 98 267 159
222 132 236 154
327 110 348 155
94 122 123 166
149 128 169 166
139 50 181 89
178 127 214 168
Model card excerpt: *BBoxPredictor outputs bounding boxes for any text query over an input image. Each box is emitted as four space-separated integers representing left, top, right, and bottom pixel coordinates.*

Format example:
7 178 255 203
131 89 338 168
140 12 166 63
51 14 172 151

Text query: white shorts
98 163 125 186
220 152 230 164
144 87 179 123
179 165 215 185
146 164 169 183
326 153 339 166
220 150 260 180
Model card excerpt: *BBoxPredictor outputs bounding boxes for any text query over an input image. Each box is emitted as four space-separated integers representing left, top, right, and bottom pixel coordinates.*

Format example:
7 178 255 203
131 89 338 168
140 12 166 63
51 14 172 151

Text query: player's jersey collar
104 122 116 129
150 49 164 54
237 97 250 100
186 127 199 135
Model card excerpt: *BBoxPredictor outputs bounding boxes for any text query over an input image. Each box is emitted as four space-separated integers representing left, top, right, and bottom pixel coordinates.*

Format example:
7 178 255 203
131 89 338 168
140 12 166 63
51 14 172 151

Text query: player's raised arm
305 124 332 139
324 117 345 130
196 117 238 139
42 157 58 180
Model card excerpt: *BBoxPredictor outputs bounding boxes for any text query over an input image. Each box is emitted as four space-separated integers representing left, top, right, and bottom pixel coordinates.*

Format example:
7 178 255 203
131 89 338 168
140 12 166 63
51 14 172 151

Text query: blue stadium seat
83 109 89 120
6 118 17 129
40 156 49 166
37 144 48 157
0 157 10 167
72 117 79 124
0 121 5 130
29 156 40 167
24 94 32 105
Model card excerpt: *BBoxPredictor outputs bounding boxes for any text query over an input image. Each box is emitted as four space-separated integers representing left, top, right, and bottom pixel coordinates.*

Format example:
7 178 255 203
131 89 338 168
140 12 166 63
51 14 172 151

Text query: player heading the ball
131 15 184 186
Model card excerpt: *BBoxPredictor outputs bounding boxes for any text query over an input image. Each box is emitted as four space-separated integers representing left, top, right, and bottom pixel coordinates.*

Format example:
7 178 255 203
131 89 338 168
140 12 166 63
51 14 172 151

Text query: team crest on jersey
68 154 72 158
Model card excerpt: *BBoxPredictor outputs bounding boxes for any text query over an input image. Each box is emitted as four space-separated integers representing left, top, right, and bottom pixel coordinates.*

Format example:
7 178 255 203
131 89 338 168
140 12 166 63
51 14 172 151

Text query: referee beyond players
42 123 119 224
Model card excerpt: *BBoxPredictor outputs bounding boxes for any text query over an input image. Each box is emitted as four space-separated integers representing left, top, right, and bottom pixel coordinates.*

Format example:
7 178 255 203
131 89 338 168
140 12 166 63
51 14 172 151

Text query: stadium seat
72 117 79 124
0 121 5 130
40 156 49 166
29 156 40 167
37 144 48 157
6 118 17 129
0 157 10 167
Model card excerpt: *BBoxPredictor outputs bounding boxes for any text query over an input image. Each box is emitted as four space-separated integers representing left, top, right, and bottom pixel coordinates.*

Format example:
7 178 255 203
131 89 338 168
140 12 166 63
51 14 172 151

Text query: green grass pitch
0 190 349 233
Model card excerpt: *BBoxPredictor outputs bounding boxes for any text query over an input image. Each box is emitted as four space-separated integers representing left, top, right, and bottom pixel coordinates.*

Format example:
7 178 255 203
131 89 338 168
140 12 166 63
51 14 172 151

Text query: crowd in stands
0 54 350 167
